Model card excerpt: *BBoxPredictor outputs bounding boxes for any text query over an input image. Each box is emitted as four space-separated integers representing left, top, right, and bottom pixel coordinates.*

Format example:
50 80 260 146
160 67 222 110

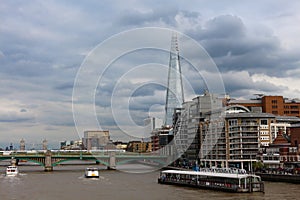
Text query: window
260 119 268 125
228 119 237 126
272 100 277 104
291 111 299 114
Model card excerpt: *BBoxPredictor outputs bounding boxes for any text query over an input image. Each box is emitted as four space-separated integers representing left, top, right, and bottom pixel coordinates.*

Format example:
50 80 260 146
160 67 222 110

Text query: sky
1 0 300 149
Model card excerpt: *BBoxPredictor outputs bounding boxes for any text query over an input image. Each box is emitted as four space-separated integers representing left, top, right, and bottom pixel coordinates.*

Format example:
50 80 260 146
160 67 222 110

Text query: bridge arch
116 158 166 165
52 158 109 167
16 158 45 166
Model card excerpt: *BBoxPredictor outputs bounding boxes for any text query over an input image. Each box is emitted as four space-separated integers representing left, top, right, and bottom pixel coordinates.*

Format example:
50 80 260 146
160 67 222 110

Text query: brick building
290 123 300 148
257 124 300 169
228 95 300 117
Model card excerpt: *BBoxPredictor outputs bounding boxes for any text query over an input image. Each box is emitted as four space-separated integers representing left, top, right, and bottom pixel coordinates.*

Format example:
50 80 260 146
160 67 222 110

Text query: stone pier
107 151 116 170
44 150 53 171
11 158 17 166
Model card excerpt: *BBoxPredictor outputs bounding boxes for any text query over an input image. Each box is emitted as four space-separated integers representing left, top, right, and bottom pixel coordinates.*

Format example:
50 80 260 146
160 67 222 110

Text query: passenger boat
85 167 99 178
6 165 19 177
158 168 264 193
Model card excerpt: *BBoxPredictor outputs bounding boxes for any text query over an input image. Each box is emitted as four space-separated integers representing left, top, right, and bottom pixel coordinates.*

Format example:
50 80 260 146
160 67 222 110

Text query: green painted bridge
0 150 168 171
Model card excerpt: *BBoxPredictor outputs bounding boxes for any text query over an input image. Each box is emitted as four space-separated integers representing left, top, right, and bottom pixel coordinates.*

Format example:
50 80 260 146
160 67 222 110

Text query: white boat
85 167 99 178
158 168 264 193
6 165 19 177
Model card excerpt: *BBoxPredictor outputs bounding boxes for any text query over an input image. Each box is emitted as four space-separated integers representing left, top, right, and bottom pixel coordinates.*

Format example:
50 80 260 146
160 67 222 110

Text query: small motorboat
85 167 99 178
6 165 19 177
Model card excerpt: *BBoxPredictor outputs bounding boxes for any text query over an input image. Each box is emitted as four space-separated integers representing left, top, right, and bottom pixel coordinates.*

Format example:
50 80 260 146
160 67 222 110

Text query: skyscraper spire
164 32 184 126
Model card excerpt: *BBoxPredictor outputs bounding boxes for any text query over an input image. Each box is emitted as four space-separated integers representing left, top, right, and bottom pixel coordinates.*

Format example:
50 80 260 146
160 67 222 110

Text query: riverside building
173 92 223 164
228 95 300 118
199 106 276 170
171 93 300 171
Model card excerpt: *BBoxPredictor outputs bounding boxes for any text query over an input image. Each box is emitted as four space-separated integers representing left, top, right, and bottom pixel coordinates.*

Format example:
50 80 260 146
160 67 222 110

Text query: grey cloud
200 15 246 39
115 10 299 79
20 108 27 112
0 112 34 123
116 8 177 26
54 82 75 91
1 1 300 146
222 71 288 98
185 14 299 77
0 50 4 58
116 8 201 28
131 84 165 97
129 97 165 112
202 35 280 58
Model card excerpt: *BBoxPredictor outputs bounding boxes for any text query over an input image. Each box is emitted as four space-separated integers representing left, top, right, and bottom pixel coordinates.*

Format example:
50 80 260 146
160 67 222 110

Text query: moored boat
6 165 19 177
85 167 99 178
158 168 264 193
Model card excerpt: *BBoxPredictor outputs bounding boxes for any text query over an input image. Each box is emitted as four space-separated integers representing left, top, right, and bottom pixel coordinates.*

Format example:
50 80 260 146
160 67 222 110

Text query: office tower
164 33 184 126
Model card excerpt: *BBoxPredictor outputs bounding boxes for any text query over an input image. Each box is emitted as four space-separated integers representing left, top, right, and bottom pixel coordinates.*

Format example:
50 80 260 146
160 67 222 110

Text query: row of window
271 100 278 104
284 110 299 114
284 105 299 109
228 119 269 126
260 131 269 135
260 136 269 141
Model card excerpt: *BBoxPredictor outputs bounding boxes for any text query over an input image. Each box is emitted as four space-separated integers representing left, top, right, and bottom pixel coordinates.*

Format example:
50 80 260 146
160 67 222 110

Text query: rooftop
229 99 262 104
225 112 275 119
161 169 256 179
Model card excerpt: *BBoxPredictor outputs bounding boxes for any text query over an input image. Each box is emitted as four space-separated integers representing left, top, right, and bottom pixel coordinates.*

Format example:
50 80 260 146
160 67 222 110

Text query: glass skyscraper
164 33 184 126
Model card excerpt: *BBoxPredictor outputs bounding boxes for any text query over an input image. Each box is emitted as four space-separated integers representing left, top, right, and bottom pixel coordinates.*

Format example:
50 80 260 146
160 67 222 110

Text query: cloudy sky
1 0 300 149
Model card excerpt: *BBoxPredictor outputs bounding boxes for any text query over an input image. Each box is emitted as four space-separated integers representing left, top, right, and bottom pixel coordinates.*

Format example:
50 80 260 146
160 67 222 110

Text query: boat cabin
158 169 264 193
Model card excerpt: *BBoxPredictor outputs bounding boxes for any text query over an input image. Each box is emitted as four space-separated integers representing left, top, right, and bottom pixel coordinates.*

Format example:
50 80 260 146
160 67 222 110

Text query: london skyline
1 1 300 147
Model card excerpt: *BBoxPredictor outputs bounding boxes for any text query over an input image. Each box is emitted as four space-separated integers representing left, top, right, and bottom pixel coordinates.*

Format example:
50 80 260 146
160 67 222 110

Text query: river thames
1 164 300 200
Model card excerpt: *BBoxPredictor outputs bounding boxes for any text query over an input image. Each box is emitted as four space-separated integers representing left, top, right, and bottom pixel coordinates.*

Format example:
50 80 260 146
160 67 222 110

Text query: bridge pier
44 150 53 172
107 151 116 170
11 158 17 166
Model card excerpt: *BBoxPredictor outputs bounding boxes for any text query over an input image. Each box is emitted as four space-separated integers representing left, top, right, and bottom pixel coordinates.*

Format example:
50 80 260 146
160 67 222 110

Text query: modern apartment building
174 92 223 163
200 106 276 171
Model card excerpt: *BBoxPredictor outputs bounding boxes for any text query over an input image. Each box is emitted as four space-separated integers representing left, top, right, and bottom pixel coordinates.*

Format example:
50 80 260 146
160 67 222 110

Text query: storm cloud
1 0 300 147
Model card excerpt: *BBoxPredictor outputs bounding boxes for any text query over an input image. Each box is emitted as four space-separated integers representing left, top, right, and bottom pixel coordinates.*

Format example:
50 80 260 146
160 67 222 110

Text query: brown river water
0 164 300 200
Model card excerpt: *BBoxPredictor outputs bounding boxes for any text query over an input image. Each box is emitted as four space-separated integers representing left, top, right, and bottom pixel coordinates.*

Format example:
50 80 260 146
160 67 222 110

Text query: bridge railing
0 150 168 158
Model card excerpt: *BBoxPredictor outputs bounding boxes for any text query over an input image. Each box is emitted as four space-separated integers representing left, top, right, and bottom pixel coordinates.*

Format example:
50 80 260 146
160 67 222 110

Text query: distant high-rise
144 116 163 137
164 33 184 126
20 139 25 151
82 130 110 150
42 139 48 150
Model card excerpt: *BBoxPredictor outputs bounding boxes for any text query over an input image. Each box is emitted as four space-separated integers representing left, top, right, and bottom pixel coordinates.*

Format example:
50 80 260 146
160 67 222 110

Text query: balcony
230 140 241 144
241 134 258 138
240 122 258 126
241 140 258 144
241 128 258 132
242 145 258 149
260 125 269 129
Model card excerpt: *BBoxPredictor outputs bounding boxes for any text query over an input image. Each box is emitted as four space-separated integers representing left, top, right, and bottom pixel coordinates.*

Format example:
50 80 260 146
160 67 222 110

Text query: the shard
164 33 184 126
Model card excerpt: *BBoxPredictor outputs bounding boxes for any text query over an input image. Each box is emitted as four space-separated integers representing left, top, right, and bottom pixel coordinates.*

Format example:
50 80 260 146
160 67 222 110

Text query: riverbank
255 172 300 184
